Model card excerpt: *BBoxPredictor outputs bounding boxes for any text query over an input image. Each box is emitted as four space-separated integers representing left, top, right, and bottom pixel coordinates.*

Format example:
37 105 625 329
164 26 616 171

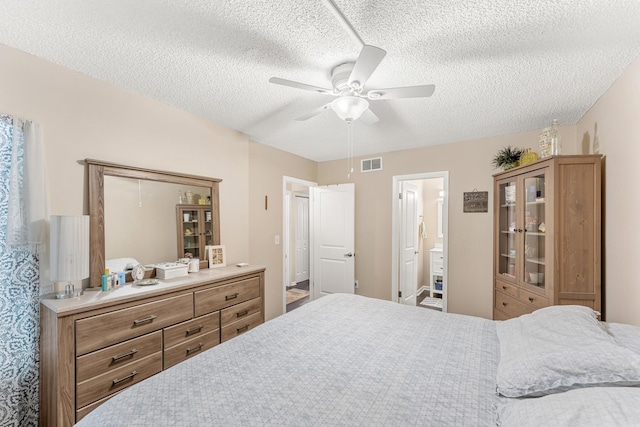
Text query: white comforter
76 294 502 426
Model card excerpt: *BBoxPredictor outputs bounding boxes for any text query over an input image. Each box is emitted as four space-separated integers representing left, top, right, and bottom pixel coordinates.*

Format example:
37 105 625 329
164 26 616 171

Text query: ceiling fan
269 0 435 124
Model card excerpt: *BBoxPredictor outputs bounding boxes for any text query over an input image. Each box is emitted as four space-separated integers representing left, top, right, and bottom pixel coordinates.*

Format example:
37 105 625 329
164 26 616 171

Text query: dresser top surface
41 265 265 315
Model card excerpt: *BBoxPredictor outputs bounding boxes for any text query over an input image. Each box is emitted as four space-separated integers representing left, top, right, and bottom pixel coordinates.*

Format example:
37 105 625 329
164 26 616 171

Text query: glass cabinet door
521 171 546 290
203 209 213 246
181 208 201 259
497 178 518 280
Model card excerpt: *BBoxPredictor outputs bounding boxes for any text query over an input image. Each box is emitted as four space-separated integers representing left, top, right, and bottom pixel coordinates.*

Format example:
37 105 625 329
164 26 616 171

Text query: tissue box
153 262 188 279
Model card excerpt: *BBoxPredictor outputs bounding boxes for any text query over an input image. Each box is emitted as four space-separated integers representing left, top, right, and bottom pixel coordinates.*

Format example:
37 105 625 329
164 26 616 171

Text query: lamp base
54 282 84 299
55 289 84 299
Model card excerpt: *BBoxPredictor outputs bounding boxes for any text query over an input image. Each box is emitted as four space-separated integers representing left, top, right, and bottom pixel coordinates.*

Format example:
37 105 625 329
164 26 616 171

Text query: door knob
344 252 353 257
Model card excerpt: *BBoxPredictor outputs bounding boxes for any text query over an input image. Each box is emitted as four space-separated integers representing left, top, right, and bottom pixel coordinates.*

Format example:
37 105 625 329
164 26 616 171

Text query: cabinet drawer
76 331 162 383
493 308 511 321
163 330 220 370
495 280 518 298
163 312 219 349
76 352 162 409
220 297 261 326
432 262 443 275
495 290 535 318
221 312 262 343
76 294 193 356
194 277 260 317
519 288 549 309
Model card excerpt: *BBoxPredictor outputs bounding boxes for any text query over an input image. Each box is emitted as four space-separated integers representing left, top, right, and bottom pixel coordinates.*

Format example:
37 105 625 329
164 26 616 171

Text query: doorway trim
391 171 449 311
282 176 317 314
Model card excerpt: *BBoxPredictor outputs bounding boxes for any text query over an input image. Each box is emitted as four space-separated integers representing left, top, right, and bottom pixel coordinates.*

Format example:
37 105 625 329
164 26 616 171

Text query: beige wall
248 141 317 320
576 55 640 325
318 127 577 319
2 41 637 325
0 44 254 290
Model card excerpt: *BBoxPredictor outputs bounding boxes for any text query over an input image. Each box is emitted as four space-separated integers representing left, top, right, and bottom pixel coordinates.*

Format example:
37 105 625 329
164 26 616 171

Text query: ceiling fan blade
367 84 436 100
295 103 332 121
269 77 333 95
321 0 364 48
348 45 387 90
359 108 379 125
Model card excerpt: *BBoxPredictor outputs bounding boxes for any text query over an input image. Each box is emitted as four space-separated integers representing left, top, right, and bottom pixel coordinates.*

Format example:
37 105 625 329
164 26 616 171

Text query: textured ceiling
1 0 640 161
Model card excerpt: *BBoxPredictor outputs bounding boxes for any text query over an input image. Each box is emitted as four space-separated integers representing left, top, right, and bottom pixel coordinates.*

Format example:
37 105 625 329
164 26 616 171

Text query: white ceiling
2 1 640 161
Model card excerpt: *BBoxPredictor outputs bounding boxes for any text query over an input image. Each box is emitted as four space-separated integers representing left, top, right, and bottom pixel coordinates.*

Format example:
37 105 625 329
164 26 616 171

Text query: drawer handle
502 286 507 290
186 325 203 336
112 370 138 386
225 293 239 301
237 325 249 334
186 343 203 355
133 315 157 326
502 302 507 306
112 349 138 362
236 309 249 318
528 297 534 302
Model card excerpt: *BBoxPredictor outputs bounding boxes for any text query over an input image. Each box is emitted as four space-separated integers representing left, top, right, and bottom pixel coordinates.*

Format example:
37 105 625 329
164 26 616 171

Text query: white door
295 196 309 283
399 182 419 305
311 183 355 299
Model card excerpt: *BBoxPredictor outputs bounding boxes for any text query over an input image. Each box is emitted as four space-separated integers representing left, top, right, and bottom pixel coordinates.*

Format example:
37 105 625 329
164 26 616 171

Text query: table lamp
50 215 89 299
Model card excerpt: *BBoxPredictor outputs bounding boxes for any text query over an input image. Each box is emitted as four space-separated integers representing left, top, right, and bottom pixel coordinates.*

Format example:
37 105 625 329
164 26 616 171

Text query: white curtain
5 118 51 294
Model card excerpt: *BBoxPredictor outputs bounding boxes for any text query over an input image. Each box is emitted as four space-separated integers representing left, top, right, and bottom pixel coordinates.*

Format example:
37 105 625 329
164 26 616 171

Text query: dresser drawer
519 288 549 309
164 312 219 349
194 276 260 317
220 297 261 326
76 352 162 409
495 290 535 318
76 293 193 356
495 280 518 298
164 330 220 369
76 331 162 383
221 312 262 343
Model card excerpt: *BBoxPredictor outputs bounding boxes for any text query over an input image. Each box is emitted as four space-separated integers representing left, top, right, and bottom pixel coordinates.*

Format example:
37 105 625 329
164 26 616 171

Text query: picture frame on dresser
207 244 226 268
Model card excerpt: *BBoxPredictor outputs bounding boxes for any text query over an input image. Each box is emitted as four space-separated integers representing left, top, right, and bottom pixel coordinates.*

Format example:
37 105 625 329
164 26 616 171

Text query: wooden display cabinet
493 155 602 320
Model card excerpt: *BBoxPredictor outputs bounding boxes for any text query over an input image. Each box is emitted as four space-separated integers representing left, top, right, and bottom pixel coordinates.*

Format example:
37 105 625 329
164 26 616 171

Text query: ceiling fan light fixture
331 96 369 122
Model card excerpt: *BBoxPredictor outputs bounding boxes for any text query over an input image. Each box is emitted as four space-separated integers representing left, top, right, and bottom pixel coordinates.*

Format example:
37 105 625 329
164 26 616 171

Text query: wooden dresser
40 266 265 427
493 155 601 320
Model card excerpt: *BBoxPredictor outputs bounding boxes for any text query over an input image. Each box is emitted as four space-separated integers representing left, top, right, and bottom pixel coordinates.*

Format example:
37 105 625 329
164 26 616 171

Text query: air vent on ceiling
361 157 383 173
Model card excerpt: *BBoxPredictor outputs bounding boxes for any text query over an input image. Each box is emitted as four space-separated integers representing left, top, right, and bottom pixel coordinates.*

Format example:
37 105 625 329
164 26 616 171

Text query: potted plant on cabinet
491 146 524 170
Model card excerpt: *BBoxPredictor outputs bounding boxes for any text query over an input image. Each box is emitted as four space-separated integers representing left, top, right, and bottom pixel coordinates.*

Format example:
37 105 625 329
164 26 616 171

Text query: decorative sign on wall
463 190 489 213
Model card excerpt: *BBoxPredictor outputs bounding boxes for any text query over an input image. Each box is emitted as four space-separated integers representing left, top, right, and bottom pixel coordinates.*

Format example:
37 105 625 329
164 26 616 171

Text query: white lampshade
50 215 90 282
331 96 369 122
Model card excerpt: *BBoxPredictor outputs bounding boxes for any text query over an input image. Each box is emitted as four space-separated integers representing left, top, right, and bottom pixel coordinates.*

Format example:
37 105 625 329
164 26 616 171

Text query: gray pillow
495 305 640 397
496 387 640 427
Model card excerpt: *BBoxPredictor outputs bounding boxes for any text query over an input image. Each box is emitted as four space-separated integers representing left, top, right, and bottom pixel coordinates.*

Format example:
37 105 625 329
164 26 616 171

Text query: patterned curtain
0 115 41 426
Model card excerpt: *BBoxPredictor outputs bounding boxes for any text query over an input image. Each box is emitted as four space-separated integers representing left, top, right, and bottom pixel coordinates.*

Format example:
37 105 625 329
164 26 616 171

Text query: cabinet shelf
525 232 545 236
526 258 545 265
500 253 516 259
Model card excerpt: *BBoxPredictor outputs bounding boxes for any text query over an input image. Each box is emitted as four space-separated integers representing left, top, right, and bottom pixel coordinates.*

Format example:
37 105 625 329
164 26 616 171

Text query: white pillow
496 387 640 427
495 305 640 397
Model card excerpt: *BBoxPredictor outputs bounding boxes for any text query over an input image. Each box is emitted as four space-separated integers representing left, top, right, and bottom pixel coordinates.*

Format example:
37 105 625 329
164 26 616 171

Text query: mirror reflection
104 176 211 266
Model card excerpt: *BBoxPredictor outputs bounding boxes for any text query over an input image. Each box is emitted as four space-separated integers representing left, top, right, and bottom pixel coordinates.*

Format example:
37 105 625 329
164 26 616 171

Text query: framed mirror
87 159 221 288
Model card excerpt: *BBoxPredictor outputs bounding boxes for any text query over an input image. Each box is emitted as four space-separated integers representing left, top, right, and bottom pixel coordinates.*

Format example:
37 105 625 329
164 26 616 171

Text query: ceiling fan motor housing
331 62 358 94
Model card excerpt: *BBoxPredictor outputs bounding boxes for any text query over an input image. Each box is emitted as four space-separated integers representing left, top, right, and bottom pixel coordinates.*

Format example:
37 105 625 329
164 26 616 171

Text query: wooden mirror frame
86 159 221 288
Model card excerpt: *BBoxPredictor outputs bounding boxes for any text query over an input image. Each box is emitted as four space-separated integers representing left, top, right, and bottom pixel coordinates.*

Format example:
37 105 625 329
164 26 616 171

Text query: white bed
75 294 640 426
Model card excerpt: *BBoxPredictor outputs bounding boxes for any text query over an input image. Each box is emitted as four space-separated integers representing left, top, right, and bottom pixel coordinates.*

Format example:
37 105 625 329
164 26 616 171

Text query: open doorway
282 177 316 313
391 172 449 312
